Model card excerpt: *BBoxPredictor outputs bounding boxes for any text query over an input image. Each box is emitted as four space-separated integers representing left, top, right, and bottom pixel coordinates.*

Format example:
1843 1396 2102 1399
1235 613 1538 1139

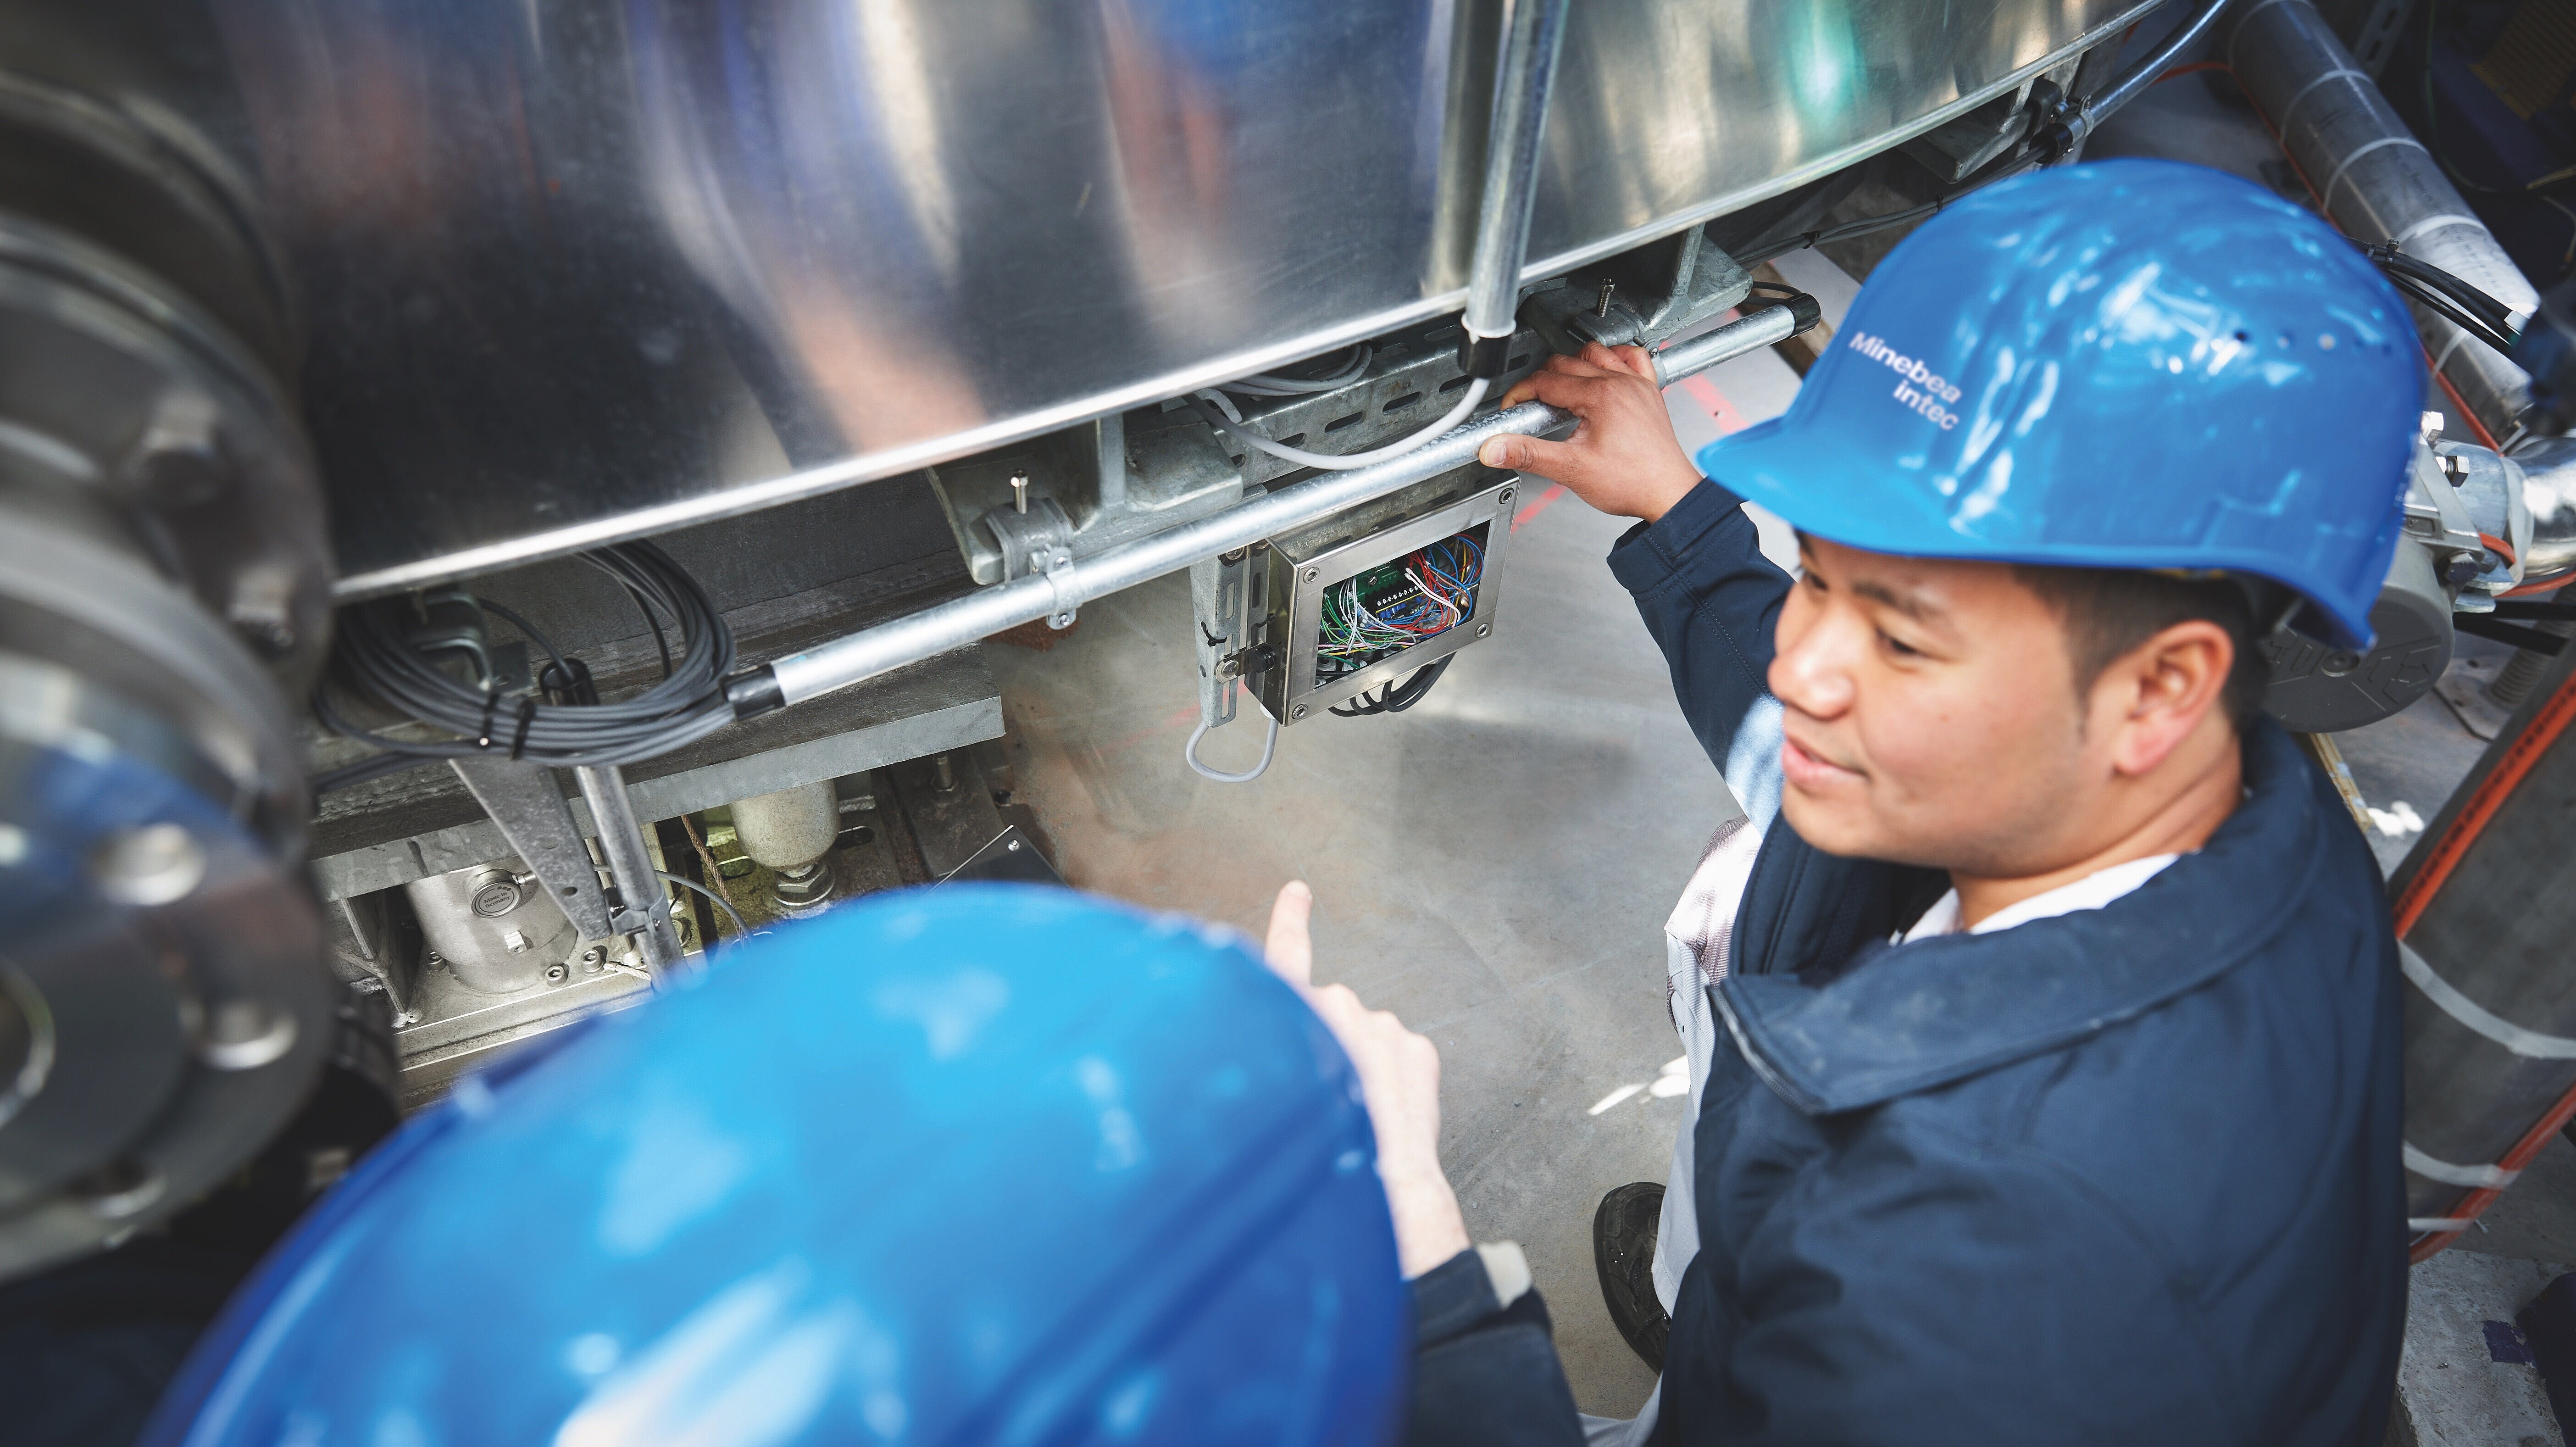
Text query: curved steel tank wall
10 0 2152 594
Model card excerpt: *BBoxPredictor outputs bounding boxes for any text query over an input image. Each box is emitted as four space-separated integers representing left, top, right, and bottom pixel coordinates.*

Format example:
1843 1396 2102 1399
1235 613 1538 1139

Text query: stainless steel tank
0 0 2153 597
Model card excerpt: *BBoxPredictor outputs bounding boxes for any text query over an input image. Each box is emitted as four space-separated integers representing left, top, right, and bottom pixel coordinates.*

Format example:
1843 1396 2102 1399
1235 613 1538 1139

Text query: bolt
1292 704 1308 719
1010 473 1030 514
1498 488 1513 504
1597 278 1616 318
581 946 607 973
71 1158 163 1220
1303 568 1319 583
200 1000 297 1070
544 963 569 985
1007 838 1023 852
1476 623 1490 637
237 619 297 657
123 394 232 506
91 824 205 907
933 753 957 792
425 951 446 969
1220 546 1247 563
2321 651 2361 677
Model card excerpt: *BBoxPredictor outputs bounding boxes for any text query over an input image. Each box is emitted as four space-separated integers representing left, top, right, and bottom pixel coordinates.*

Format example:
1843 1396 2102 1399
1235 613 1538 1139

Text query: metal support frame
574 763 684 980
448 758 618 941
746 301 1805 713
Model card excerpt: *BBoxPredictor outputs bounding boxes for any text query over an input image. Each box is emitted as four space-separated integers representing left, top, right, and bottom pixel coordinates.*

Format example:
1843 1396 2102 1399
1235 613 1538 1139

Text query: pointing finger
1264 880 1315 989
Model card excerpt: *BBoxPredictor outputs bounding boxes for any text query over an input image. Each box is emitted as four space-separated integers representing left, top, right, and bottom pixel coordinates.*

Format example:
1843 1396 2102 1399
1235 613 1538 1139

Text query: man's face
1768 537 2101 875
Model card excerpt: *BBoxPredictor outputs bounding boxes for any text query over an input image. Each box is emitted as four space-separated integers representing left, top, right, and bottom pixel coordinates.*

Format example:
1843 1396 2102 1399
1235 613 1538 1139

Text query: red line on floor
1094 703 1205 758
1510 484 1566 531
1680 373 1750 435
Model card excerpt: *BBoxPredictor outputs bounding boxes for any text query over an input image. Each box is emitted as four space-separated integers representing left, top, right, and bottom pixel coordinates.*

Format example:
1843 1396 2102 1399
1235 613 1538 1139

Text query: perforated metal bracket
448 757 615 941
1190 547 1254 729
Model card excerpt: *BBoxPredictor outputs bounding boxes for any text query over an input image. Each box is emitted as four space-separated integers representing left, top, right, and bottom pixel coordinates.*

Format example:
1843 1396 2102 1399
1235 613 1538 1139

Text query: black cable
1737 150 2043 267
318 540 736 770
2373 247 2520 331
1329 655 1455 717
1379 655 1452 713
658 868 748 943
474 598 573 684
2359 242 2525 356
596 558 674 679
2383 269 2520 357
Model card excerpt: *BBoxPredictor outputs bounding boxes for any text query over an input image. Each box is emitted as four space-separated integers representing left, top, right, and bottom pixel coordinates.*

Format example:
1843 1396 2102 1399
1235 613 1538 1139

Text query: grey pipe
762 302 1803 709
2225 0 2537 435
1460 0 1572 375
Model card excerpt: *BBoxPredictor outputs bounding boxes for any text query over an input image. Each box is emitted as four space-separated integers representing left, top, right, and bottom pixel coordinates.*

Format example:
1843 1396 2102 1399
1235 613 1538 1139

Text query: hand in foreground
1264 881 1471 1279
1477 342 1703 524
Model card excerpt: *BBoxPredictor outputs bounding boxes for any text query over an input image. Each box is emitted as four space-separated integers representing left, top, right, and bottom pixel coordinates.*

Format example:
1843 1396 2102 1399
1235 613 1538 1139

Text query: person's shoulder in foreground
1368 158 2414 1446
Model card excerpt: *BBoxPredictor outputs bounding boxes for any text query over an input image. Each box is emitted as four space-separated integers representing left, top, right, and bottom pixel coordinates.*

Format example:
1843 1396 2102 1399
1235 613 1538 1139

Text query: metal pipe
1653 303 1801 387
1459 0 1572 378
756 302 1809 711
574 762 683 979
2224 0 2537 437
2511 433 2576 594
2049 0 2237 154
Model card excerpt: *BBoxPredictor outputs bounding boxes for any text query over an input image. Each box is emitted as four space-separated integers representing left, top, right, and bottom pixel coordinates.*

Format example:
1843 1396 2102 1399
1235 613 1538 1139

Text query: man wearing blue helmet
1278 160 2411 1444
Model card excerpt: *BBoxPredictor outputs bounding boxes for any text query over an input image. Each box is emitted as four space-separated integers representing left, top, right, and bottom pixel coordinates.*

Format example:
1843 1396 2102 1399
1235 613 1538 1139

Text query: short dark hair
2011 566 2269 728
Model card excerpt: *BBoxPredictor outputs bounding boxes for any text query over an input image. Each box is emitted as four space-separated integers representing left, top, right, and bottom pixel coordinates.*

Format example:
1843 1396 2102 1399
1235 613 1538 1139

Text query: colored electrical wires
1317 533 1484 677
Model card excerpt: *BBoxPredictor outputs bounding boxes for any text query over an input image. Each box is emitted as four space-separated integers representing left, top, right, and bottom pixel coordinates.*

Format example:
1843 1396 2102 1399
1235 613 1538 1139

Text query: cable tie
508 696 539 760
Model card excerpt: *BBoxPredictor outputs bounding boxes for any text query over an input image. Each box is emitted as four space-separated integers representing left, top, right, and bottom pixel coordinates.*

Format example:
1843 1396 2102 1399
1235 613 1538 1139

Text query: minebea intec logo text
1846 332 1962 430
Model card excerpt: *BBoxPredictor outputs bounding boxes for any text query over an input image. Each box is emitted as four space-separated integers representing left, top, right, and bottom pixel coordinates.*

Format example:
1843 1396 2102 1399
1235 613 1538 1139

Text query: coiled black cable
316 541 736 777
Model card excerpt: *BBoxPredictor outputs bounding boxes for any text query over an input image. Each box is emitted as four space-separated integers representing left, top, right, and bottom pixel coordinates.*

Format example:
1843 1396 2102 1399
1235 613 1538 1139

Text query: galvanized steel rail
734 301 1804 714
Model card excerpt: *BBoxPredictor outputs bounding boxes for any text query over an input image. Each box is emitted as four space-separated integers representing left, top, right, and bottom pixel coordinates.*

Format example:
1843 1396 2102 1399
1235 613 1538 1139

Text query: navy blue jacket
1407 481 2405 1446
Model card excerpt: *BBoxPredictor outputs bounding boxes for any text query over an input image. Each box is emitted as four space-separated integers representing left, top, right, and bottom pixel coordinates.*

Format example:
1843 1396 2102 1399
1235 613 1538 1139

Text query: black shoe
1594 1181 1670 1372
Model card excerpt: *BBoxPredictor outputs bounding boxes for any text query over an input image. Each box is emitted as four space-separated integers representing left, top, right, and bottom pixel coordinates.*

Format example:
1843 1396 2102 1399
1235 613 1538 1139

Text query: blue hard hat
143 886 1407 1447
1700 159 2419 649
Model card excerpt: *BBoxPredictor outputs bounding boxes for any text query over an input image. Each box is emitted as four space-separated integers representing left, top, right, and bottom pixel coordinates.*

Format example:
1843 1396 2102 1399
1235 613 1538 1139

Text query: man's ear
2103 620 2235 778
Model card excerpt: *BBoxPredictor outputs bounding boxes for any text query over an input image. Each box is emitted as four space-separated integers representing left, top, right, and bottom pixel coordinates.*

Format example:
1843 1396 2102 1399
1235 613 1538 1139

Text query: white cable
1184 712 1279 783
1405 567 1462 623
1221 345 1374 397
1190 377 1491 472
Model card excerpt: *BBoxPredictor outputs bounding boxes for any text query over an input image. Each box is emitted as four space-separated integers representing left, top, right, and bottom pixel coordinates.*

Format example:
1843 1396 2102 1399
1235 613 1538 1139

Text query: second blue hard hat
144 886 1407 1447
1700 158 2420 649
